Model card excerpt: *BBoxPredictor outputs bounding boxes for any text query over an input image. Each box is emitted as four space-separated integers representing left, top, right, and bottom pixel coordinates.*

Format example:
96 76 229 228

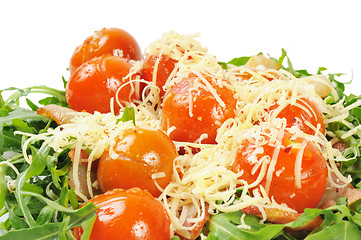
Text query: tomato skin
141 55 177 98
73 188 171 240
69 28 142 74
66 55 140 114
97 127 178 197
232 129 328 213
269 97 325 135
161 76 236 144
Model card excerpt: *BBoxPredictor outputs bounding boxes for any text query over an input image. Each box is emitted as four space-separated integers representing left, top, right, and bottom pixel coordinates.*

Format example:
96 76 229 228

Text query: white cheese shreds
17 31 360 238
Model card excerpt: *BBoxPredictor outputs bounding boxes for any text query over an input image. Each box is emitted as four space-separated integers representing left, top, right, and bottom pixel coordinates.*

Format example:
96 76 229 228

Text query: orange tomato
161 76 236 144
69 27 142 74
232 128 328 213
73 188 171 240
141 54 177 98
268 97 325 135
97 127 178 197
66 55 141 114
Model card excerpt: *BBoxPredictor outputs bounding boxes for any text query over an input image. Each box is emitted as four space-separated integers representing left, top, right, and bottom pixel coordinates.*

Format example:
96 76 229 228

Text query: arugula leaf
117 106 136 125
206 211 284 240
0 202 97 240
35 206 56 226
0 164 8 210
227 57 251 67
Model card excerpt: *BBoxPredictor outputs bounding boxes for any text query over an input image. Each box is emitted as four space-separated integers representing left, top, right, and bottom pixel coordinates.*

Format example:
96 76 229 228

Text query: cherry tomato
66 55 141 114
69 28 142 74
141 54 177 98
232 129 328 213
161 76 236 144
268 97 325 135
73 188 171 240
97 127 178 197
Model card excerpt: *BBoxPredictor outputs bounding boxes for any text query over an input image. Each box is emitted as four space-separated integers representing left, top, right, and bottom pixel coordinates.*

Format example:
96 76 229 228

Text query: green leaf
25 145 50 181
305 220 361 240
0 108 47 126
0 165 8 210
12 118 36 134
170 236 181 240
25 98 39 112
8 207 28 230
62 76 68 89
79 212 97 240
289 208 323 228
0 202 97 240
14 171 37 228
36 206 56 225
22 182 43 195
58 216 70 240
68 188 79 210
227 56 251 67
117 106 136 125
0 222 61 240
206 211 284 240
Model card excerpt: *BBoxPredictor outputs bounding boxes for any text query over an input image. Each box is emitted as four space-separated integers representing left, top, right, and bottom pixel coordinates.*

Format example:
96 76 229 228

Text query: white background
0 0 360 95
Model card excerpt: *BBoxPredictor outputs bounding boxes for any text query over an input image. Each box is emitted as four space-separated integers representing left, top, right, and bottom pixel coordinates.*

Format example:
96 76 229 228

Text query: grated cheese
16 31 360 238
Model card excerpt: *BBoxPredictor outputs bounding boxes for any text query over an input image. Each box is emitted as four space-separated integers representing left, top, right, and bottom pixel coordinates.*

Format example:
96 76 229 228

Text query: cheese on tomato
15 31 357 238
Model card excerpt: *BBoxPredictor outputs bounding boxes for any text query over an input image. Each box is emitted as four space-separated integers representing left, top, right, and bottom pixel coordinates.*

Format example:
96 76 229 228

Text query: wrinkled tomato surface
97 127 178 197
73 188 171 240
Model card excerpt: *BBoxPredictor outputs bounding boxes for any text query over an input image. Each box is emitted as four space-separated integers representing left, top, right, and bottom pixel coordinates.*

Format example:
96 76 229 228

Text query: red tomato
69 28 142 74
73 188 171 240
161 76 236 144
268 97 325 135
141 54 177 98
66 55 141 114
97 127 178 197
232 129 328 213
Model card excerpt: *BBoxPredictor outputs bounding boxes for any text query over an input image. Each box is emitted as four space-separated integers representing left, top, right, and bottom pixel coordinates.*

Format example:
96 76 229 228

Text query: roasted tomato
232 127 328 213
141 54 177 98
161 75 236 144
69 27 142 74
66 55 141 114
268 97 325 135
73 188 171 240
97 127 178 197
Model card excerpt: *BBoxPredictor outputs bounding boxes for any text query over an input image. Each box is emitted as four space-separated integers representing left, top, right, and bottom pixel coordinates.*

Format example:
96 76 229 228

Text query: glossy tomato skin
232 130 328 213
141 54 177 98
97 127 178 197
73 188 171 240
270 97 325 135
69 28 142 74
66 55 140 114
161 76 236 144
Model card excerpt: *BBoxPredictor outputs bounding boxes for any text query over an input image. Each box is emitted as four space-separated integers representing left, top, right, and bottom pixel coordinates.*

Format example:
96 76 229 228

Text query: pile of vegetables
1 28 361 240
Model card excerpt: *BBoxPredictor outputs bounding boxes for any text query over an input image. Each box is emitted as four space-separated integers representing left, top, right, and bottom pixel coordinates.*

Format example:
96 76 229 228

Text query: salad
1 27 361 240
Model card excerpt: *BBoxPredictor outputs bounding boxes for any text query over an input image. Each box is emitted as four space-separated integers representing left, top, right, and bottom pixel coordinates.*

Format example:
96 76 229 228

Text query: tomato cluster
66 28 143 114
64 27 329 238
66 28 179 239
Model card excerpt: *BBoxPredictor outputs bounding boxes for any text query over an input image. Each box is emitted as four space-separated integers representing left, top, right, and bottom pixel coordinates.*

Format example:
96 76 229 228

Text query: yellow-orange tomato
97 127 178 197
232 129 328 213
66 55 141 114
268 97 325 135
73 188 171 240
161 76 236 144
141 54 177 98
69 27 142 74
